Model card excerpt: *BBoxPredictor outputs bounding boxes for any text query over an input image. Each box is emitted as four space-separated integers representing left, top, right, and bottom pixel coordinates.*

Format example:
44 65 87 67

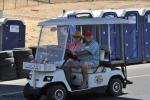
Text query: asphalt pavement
0 63 150 100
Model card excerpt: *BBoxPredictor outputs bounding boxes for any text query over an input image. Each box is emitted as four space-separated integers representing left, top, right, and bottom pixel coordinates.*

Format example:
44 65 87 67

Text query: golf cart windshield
35 26 68 64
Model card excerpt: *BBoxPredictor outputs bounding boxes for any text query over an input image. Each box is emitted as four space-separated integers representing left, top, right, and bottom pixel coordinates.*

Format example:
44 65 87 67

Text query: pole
108 24 112 62
3 0 4 10
108 24 111 55
27 0 29 6
33 26 43 88
15 0 17 9
80 26 83 35
38 0 40 5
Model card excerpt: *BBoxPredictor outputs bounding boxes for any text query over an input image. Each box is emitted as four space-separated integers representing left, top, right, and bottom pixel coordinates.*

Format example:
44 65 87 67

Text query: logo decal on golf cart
94 75 103 84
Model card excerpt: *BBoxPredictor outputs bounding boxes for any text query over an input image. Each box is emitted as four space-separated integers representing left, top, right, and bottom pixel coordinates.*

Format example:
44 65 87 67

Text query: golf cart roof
38 17 132 26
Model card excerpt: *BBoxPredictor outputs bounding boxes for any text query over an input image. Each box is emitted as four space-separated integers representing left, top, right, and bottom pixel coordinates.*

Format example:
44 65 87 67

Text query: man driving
64 31 99 89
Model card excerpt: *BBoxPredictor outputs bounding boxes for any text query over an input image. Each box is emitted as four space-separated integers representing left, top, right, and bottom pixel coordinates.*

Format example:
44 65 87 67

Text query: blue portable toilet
100 9 121 60
0 18 25 51
66 10 97 42
121 9 143 64
142 9 150 62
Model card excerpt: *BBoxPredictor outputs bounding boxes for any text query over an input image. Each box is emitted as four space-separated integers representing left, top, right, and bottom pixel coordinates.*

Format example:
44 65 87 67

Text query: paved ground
0 63 150 100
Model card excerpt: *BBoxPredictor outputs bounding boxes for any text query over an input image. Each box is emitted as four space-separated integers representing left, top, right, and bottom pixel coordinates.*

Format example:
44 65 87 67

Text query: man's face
85 35 93 42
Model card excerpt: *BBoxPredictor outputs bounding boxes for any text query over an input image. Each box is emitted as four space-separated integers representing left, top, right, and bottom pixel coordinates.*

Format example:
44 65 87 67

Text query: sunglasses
73 36 81 38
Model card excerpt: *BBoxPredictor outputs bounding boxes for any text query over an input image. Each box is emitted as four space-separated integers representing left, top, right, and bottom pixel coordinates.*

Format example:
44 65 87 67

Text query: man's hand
72 51 79 60
74 50 91 57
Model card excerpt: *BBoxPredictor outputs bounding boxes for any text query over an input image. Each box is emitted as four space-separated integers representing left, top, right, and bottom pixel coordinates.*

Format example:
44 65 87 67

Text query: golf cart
23 17 133 100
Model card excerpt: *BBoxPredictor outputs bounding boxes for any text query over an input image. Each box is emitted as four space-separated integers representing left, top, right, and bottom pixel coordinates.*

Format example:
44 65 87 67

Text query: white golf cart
23 17 133 100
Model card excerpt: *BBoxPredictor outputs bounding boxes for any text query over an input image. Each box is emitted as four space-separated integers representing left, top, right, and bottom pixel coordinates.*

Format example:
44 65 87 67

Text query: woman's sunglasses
73 36 81 38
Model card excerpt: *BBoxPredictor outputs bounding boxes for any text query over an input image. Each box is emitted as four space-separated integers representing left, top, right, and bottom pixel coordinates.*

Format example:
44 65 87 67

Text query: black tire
0 58 14 65
0 64 17 81
29 46 37 58
107 78 123 96
0 51 13 60
25 95 41 100
46 84 67 100
15 55 33 78
24 83 41 100
13 48 32 57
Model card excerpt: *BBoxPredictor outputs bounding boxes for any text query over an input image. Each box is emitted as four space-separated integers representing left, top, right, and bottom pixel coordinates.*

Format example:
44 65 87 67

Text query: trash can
0 18 25 51
121 9 143 64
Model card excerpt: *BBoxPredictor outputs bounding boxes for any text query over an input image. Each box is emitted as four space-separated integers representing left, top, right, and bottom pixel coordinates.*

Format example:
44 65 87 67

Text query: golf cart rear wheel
46 84 67 100
108 78 123 96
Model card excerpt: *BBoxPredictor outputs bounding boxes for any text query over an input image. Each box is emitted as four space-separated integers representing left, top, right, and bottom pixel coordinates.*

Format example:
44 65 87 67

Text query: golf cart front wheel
23 83 41 100
108 78 123 96
46 84 67 100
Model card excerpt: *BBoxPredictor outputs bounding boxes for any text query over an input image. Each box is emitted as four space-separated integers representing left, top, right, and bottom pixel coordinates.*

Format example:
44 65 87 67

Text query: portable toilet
0 18 25 50
142 9 150 62
120 9 143 65
100 9 121 60
65 10 97 43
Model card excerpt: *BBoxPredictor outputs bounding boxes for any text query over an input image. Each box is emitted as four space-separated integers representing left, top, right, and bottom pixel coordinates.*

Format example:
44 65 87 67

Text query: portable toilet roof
92 10 103 17
141 8 150 16
0 18 25 25
99 9 118 17
115 9 125 17
59 10 96 18
119 8 145 17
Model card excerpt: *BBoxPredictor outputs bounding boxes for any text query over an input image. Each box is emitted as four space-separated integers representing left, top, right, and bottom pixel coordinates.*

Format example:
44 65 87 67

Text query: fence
0 0 125 10
0 0 40 10
36 0 95 3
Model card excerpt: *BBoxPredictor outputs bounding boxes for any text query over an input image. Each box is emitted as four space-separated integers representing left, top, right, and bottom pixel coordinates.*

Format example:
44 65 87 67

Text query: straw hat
73 31 83 37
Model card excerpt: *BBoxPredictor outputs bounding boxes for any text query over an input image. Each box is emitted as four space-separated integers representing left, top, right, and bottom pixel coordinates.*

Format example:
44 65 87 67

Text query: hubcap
113 82 120 93
54 89 64 100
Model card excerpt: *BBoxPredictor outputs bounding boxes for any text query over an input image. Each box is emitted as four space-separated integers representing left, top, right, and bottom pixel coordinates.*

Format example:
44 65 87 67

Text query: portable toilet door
67 11 97 42
100 10 121 60
122 10 143 64
2 18 25 50
143 9 150 62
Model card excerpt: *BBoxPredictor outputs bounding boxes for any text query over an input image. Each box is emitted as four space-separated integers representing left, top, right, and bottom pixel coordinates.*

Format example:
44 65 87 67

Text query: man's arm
75 50 91 57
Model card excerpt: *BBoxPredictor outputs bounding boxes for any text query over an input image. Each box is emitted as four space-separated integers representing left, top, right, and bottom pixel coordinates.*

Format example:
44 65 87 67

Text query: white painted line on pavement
0 91 23 96
0 79 27 86
127 64 150 70
128 74 150 79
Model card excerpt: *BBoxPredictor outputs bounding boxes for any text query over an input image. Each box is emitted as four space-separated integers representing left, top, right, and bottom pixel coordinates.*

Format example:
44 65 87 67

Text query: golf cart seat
99 45 125 67
72 49 106 73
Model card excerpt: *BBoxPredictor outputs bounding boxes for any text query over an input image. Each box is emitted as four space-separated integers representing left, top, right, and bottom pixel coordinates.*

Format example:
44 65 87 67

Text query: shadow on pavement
0 84 142 100
0 84 24 94
68 93 142 100
0 84 24 100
